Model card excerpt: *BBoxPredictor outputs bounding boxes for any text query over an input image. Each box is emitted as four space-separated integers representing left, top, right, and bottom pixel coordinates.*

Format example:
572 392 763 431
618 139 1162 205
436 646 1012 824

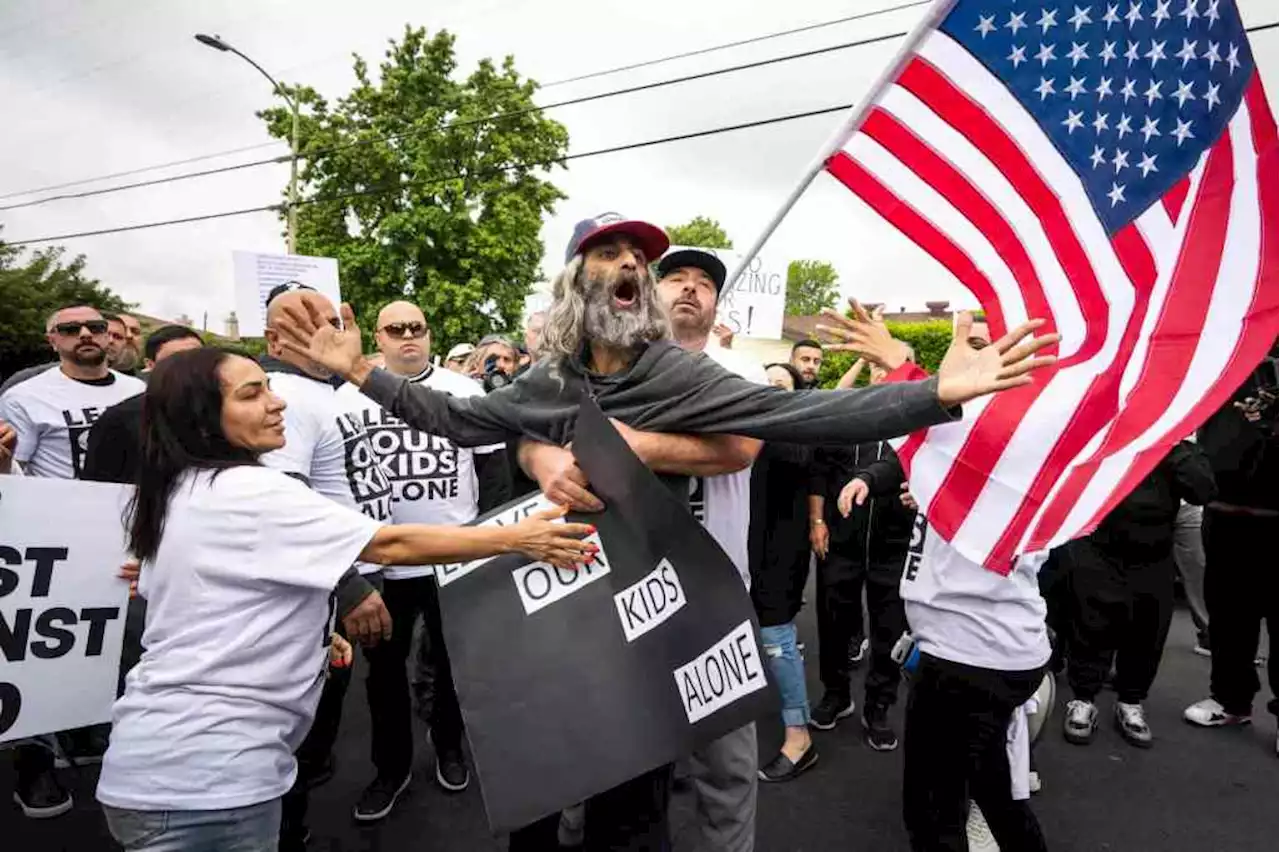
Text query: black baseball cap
265 280 315 306
564 212 669 263
657 249 728 296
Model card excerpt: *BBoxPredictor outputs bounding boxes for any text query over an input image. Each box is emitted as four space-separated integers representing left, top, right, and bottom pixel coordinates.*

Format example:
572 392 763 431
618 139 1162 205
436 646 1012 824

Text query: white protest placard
0 477 131 744
233 250 342 337
667 245 787 340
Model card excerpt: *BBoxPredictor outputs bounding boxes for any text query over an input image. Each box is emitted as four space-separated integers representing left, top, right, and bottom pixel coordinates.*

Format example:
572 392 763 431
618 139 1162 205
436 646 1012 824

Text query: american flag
826 0 1277 572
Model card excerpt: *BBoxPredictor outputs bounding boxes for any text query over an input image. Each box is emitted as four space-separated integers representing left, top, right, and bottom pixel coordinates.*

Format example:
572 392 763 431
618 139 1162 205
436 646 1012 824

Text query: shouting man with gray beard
274 212 1059 852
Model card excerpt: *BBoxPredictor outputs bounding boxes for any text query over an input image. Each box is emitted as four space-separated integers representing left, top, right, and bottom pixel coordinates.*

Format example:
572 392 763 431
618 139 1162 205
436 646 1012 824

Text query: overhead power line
538 0 931 87
5 17 1274 212
4 102 853 247
0 1 929 202
0 27 912 213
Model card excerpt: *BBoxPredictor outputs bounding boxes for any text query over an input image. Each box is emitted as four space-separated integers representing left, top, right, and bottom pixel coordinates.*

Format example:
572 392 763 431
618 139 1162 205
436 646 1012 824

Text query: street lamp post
195 33 300 254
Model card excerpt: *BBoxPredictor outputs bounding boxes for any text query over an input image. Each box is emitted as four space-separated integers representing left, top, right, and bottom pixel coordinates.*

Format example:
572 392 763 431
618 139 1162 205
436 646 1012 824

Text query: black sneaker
758 746 818 782
809 693 855 731
862 706 899 751
302 753 336 789
54 726 109 768
352 774 411 822
13 769 73 819
435 749 470 792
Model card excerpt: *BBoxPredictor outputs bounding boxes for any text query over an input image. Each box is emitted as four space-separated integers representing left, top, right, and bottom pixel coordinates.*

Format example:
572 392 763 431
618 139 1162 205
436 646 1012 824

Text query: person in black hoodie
1185 348 1278 730
808 426 916 749
1059 440 1217 748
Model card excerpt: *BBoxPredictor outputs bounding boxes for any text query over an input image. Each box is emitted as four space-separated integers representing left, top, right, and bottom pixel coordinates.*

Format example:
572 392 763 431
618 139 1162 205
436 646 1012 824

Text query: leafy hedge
817 319 953 388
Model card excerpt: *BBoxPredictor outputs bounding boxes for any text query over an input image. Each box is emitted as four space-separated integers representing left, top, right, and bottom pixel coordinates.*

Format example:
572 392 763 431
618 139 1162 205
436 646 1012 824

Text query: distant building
781 300 955 344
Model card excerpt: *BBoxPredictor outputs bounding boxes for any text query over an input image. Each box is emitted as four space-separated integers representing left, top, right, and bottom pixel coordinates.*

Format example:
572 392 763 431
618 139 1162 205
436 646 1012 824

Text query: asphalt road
4 602 1275 852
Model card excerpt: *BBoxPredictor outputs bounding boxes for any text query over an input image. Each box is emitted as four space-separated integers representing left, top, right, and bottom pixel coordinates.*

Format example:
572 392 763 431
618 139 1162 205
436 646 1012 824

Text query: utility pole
195 33 300 253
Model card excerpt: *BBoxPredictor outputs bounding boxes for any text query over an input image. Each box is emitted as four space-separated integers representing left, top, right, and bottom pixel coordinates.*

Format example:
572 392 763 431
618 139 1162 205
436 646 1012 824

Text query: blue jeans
103 798 281 851
760 622 810 727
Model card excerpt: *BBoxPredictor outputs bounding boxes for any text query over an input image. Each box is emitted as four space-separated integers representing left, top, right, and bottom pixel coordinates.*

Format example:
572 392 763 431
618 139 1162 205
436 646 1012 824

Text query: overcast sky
1 0 1275 332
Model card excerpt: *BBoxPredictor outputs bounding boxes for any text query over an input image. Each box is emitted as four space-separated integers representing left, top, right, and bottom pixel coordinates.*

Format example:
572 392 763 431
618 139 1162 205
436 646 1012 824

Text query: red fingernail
587 525 597 534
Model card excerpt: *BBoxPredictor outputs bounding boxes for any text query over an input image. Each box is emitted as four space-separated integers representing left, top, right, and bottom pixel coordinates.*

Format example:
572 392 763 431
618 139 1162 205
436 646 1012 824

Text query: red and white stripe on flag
825 10 1277 574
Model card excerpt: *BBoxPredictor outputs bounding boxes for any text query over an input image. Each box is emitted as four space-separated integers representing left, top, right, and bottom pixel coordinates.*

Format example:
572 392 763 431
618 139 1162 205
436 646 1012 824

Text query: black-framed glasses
380 322 427 339
53 320 109 336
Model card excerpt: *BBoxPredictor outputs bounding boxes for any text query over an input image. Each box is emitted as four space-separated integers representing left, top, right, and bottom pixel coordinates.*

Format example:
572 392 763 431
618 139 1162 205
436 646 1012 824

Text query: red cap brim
576 220 670 264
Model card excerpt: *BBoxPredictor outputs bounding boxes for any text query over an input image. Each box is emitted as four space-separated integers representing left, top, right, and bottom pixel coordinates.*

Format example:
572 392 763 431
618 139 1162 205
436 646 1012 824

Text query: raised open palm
935 313 1059 408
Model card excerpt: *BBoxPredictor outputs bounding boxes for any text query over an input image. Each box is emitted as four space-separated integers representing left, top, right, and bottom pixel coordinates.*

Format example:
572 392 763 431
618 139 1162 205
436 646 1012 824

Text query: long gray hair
537 254 670 367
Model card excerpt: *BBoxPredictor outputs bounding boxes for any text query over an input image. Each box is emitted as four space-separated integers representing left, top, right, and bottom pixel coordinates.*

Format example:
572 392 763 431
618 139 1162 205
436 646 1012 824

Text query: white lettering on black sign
436 495 557 587
0 546 120 737
672 620 766 724
614 558 686 642
512 533 609 615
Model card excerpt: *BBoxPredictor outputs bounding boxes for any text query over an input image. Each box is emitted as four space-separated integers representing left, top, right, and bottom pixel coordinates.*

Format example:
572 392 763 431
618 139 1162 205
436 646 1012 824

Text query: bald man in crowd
338 300 512 821
260 286 396 851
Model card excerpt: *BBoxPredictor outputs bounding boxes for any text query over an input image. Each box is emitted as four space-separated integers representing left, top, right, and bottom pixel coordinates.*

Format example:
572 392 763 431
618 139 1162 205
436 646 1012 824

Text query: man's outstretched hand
935 313 1059 408
275 298 370 385
816 299 912 372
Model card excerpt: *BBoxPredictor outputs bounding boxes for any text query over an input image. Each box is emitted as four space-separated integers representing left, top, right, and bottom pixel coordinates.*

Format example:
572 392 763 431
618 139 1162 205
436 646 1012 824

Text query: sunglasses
54 320 109 336
380 322 427 339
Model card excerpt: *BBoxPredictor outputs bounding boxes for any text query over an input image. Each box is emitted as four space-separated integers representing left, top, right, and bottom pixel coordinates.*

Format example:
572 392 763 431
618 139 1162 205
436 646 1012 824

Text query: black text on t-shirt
62 406 106 479
357 407 461 503
335 413 394 521
903 513 928 584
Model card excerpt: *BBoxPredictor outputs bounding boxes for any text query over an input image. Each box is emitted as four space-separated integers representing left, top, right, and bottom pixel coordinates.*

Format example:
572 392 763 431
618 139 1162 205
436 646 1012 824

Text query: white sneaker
1183 698 1252 728
1063 699 1099 744
966 801 1001 850
1028 770 1042 794
1115 702 1153 748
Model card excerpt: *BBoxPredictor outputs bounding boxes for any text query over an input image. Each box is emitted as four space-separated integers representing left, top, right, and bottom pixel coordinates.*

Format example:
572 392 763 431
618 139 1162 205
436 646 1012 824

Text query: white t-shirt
97 466 382 812
690 343 765 589
0 367 144 479
261 369 394 573
900 515 1051 671
338 366 503 580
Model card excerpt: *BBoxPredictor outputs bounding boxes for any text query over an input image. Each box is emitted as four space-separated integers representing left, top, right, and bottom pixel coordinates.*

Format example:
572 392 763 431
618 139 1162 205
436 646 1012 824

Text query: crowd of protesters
0 214 1274 852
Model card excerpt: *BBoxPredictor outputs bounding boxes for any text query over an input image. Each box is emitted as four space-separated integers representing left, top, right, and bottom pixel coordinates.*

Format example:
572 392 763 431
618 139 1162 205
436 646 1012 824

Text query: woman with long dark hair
96 348 595 851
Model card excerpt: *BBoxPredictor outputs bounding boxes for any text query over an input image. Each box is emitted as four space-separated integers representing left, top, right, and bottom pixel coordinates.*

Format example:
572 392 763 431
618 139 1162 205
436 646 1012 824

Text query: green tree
665 216 733 249
0 236 130 378
259 27 569 352
785 259 840 316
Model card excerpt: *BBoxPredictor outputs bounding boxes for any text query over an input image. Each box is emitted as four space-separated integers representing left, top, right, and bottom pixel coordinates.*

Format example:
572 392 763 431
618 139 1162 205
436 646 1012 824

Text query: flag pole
723 0 960 291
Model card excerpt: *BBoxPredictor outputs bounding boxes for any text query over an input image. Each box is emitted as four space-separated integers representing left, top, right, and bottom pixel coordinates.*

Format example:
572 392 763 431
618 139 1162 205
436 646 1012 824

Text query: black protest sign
0 477 131 743
437 396 777 833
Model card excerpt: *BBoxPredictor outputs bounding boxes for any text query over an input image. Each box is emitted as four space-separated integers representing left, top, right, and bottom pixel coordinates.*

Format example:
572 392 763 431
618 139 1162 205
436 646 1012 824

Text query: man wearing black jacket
82 325 204 483
1060 440 1217 748
809 439 915 749
272 213 1057 851
1185 349 1278 730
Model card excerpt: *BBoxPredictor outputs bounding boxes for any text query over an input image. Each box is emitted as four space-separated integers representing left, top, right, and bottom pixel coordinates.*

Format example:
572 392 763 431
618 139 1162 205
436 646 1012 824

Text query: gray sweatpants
686 722 758 852
1173 502 1209 635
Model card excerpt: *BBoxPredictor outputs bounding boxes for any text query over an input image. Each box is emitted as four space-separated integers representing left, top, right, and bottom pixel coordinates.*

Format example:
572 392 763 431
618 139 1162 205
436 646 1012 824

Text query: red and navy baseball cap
564 212 670 263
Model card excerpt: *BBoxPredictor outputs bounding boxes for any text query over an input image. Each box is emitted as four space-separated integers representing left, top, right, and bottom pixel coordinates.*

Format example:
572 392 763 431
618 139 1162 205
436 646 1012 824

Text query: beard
112 345 140 372
69 343 107 367
580 265 667 351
